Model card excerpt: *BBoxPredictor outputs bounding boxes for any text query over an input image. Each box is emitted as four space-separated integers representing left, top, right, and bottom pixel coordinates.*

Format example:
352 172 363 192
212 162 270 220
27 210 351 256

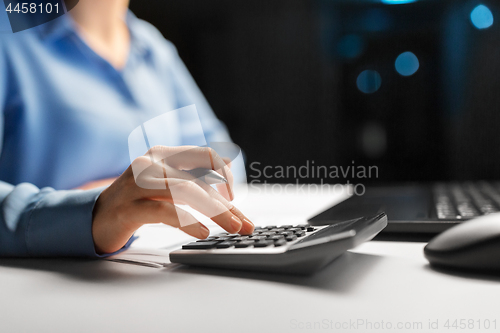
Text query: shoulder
0 26 43 62
0 30 31 72
127 12 179 64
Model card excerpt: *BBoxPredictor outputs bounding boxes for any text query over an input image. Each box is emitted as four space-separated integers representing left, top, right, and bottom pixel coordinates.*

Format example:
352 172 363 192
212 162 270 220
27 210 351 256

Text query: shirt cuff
26 188 135 257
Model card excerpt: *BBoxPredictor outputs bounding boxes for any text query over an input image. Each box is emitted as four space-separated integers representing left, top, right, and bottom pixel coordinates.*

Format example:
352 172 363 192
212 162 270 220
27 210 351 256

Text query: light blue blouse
0 12 236 257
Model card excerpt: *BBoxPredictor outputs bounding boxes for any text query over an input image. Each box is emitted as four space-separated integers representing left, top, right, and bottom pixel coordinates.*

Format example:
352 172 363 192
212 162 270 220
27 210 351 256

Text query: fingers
134 178 243 234
166 180 242 233
230 207 254 235
132 156 166 189
143 146 234 201
222 157 232 169
134 156 234 205
165 169 234 209
135 200 210 239
129 146 248 234
133 164 253 234
194 180 254 235
208 148 234 201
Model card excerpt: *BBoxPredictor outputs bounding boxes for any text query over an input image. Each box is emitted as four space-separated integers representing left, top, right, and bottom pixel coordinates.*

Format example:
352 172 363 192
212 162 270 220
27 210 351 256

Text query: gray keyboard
434 182 500 220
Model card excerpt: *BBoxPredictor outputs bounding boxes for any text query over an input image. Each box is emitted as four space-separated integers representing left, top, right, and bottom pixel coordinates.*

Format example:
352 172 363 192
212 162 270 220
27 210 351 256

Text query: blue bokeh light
395 51 420 76
361 9 392 32
337 34 365 59
381 0 417 4
357 70 382 94
470 5 494 29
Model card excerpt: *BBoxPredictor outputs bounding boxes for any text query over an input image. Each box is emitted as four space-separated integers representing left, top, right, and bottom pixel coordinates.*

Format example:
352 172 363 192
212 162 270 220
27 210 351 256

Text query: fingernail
243 218 254 228
230 215 242 232
200 225 210 238
243 219 255 233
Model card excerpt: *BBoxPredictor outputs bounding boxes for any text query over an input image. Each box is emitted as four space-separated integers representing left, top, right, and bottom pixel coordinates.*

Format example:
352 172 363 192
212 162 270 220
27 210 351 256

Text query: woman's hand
76 177 118 190
92 146 254 254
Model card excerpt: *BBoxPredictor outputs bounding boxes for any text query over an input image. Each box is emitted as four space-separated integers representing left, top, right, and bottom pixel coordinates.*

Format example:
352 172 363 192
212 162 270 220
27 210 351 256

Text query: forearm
0 182 131 257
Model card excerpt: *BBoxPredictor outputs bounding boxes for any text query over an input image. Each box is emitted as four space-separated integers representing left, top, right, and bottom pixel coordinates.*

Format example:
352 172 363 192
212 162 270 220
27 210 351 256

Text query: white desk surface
1 184 499 333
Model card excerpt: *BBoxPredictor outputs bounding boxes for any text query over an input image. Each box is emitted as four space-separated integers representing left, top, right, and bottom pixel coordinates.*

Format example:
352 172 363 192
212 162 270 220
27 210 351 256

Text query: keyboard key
274 239 287 247
286 235 298 242
306 227 316 232
295 230 306 237
183 241 219 249
450 184 480 218
269 235 285 241
456 203 479 218
254 240 273 248
279 231 294 236
294 224 309 230
249 235 267 240
480 182 500 211
465 183 495 213
231 236 250 241
216 236 233 241
216 241 236 248
434 185 459 219
235 240 255 248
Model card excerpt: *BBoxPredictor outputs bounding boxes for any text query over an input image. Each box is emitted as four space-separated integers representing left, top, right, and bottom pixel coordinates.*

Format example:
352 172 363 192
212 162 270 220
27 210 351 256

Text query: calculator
169 213 387 274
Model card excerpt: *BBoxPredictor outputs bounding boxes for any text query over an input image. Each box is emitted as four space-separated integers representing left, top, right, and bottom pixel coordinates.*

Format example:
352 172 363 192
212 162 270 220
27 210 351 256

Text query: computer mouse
424 213 500 271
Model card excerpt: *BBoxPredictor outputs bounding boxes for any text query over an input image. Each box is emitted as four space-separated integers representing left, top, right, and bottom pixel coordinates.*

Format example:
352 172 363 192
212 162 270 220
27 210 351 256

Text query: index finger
149 146 234 201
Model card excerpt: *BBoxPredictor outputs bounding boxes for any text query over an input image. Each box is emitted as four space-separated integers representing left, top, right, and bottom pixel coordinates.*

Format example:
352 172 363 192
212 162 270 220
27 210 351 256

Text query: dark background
130 0 500 184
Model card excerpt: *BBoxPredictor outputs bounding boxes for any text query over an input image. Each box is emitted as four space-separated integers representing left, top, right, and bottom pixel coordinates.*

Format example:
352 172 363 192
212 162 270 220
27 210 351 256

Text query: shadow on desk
0 252 384 293
0 258 182 285
423 264 500 283
167 251 384 294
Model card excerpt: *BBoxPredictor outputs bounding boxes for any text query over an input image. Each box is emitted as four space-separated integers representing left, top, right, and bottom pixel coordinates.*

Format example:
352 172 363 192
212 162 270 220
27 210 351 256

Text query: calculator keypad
182 224 315 250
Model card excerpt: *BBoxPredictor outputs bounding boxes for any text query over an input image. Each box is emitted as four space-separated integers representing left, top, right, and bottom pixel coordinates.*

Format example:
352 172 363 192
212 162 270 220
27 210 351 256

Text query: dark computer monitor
131 0 500 183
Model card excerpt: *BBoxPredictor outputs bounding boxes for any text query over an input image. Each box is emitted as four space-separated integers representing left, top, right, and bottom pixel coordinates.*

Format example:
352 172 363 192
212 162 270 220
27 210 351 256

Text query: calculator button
295 224 308 230
269 235 285 241
234 240 255 248
249 235 267 240
196 239 218 242
306 227 316 232
295 231 306 237
279 231 294 236
216 241 236 248
231 236 249 241
279 225 293 229
183 241 219 249
259 232 274 237
274 239 287 247
286 235 298 242
265 226 277 229
216 236 233 241
254 240 273 248
269 228 284 233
